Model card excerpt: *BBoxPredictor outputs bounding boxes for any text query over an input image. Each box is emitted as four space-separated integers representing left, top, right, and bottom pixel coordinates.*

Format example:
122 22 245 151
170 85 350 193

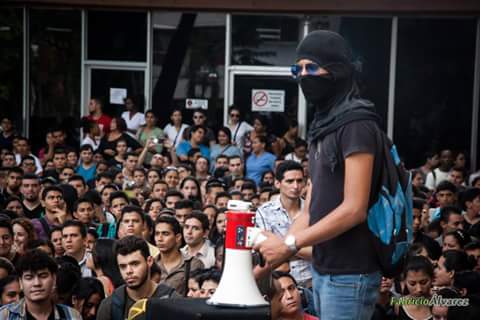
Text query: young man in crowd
13 137 43 175
174 199 194 227
176 125 210 162
122 152 139 186
151 180 168 201
52 148 68 173
181 212 215 268
0 219 17 265
268 271 318 320
429 180 458 222
68 175 88 198
204 180 225 206
118 205 159 258
256 160 312 288
0 249 81 319
76 144 96 183
86 97 112 136
2 167 23 199
20 173 43 219
425 149 454 190
20 156 37 175
460 188 480 230
32 186 68 240
183 110 216 147
164 190 183 209
61 220 93 277
97 236 176 320
72 197 97 229
154 215 204 295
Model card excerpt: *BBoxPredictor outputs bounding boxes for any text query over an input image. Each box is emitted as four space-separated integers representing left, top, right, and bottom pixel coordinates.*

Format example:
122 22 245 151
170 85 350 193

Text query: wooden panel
3 0 480 15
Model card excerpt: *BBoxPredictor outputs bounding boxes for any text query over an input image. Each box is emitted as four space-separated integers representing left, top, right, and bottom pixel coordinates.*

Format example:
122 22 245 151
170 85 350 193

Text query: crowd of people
0 94 479 319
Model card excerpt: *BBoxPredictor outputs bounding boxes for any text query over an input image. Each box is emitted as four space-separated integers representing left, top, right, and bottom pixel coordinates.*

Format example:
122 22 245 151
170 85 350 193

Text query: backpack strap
183 257 192 297
39 217 51 237
57 305 67 319
111 286 126 320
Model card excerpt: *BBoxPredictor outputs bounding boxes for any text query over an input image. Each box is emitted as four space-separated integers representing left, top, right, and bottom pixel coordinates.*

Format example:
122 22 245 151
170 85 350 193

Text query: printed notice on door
251 89 285 112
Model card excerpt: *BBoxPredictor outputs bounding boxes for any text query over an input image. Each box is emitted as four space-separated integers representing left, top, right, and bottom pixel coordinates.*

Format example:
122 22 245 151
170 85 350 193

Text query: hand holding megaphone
253 230 296 268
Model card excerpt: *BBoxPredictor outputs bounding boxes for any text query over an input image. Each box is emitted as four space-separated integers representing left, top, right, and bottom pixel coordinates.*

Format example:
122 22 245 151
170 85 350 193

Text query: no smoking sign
251 89 285 112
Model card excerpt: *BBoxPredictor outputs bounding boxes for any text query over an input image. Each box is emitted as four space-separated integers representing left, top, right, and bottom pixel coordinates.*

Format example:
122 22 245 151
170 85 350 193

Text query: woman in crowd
209 209 226 245
278 119 299 157
163 167 180 190
180 176 202 203
121 95 146 135
71 277 105 320
136 110 165 164
242 114 280 157
98 117 142 160
0 275 20 306
442 230 470 252
395 255 433 319
144 198 164 221
246 135 276 186
209 127 242 170
433 250 476 291
87 238 123 296
195 156 211 181
146 168 162 190
12 218 36 256
227 105 253 148
163 109 189 149
109 138 128 169
203 204 218 230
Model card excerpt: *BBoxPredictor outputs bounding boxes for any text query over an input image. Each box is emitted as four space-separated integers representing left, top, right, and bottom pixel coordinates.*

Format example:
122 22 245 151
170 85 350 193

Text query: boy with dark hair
97 236 176 320
164 190 184 209
68 174 88 198
20 173 42 219
76 144 96 183
118 205 159 258
174 199 193 226
61 220 93 277
430 180 458 222
154 216 204 296
32 186 68 240
181 212 215 268
459 188 480 230
0 249 81 319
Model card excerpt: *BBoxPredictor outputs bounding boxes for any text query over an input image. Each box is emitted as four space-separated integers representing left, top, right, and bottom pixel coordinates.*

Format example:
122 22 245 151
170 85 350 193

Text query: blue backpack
367 129 413 278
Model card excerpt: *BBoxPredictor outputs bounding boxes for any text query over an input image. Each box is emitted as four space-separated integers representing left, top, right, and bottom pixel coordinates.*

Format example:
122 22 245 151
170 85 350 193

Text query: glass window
90 69 145 117
233 75 298 137
151 12 225 130
29 9 81 151
231 15 302 66
0 8 23 134
308 16 392 130
394 18 476 169
87 10 147 62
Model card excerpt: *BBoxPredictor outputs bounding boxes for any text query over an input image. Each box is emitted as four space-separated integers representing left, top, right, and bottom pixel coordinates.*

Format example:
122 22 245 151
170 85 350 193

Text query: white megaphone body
206 200 268 308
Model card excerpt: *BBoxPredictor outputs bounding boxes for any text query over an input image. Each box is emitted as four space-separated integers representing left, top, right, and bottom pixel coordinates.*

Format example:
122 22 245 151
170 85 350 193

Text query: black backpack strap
39 217 51 237
57 305 66 318
183 257 193 297
111 286 126 320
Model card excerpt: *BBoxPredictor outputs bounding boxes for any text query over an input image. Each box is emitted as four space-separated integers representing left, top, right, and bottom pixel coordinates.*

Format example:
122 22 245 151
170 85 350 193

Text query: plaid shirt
0 299 81 320
255 197 312 285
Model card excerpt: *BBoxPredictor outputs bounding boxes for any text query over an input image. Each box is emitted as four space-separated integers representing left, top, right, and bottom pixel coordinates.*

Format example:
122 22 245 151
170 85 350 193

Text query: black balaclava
296 30 381 172
295 30 354 109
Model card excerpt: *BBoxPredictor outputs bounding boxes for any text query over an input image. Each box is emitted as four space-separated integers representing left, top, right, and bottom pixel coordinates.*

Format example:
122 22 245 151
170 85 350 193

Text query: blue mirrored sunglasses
291 63 321 78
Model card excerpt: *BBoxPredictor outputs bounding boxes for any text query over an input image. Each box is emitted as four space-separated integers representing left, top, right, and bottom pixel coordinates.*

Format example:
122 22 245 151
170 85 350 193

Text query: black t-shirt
22 203 44 220
308 120 381 275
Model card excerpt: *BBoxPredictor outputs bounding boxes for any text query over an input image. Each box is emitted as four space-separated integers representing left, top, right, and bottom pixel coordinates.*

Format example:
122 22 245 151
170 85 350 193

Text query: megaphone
207 200 268 307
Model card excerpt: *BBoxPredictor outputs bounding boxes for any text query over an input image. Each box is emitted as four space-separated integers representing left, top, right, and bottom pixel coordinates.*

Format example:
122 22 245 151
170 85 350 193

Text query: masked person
255 30 383 320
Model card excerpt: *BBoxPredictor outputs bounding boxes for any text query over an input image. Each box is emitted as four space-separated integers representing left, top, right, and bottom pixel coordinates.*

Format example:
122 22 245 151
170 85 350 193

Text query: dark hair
413 198 426 211
41 185 64 201
436 180 457 194
62 220 87 238
440 206 462 223
112 117 127 132
442 250 476 272
465 241 480 251
189 125 205 137
115 235 150 260
120 205 145 223
0 258 14 276
16 249 58 276
179 176 202 202
26 239 55 255
53 147 67 156
275 160 303 181
0 219 13 237
404 255 434 279
217 127 232 143
79 144 94 153
20 155 35 164
265 271 298 301
95 172 113 182
83 190 102 206
214 192 231 204
73 197 94 212
109 191 129 205
0 275 19 300
165 190 184 201
185 212 210 231
21 173 40 181
459 188 480 211
155 215 182 235
71 277 105 303
444 230 471 249
454 271 480 296
92 239 124 288
241 181 257 193
175 199 194 210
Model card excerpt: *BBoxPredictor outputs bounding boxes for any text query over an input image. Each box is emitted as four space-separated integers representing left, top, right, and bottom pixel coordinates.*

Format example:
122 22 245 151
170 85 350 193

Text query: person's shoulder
57 304 83 319
154 283 177 298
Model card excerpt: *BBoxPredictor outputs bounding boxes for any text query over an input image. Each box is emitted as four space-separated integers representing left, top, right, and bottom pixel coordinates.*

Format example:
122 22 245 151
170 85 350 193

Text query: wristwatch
284 235 298 254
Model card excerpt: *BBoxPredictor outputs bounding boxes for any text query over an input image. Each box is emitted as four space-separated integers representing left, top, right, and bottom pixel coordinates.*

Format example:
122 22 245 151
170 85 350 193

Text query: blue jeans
312 269 381 320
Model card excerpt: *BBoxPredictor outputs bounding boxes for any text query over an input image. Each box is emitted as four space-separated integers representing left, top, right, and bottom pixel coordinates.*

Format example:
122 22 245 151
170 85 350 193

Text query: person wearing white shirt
180 212 215 269
163 109 189 148
121 95 145 136
227 105 253 148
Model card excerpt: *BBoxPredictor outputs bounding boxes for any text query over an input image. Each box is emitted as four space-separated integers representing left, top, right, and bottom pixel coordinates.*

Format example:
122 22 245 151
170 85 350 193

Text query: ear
459 288 467 297
274 179 281 189
146 255 154 268
175 233 182 245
